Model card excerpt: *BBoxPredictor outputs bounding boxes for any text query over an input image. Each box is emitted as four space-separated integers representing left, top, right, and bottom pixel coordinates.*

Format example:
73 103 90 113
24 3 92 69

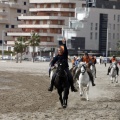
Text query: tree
29 32 40 62
14 36 27 63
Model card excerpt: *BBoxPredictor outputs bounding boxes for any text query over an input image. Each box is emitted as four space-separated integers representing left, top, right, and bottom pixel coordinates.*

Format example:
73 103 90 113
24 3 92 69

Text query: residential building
7 0 86 54
62 0 120 56
0 0 29 52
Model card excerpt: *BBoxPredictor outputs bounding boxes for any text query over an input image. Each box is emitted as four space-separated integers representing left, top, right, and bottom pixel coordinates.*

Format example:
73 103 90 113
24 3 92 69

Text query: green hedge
0 50 15 55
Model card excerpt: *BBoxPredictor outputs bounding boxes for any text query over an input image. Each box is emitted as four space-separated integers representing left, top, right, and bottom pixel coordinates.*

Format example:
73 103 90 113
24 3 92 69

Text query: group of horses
49 60 118 108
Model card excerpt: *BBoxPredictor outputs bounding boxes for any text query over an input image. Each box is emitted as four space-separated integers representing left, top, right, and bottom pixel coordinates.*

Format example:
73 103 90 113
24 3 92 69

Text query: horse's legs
79 84 83 96
63 88 69 108
86 85 89 101
116 75 118 83
57 89 63 107
111 77 113 83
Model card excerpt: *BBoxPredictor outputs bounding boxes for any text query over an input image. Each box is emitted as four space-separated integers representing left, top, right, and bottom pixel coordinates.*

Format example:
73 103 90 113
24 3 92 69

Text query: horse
90 63 96 79
77 62 90 101
50 60 70 108
109 62 118 84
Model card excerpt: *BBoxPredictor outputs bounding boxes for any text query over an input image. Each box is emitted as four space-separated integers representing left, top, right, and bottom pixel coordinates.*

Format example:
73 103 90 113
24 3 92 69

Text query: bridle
80 64 87 75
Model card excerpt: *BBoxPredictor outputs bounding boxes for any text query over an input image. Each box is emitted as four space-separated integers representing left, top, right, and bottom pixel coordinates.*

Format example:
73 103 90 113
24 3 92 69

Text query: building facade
7 0 86 53
0 0 29 51
63 7 120 56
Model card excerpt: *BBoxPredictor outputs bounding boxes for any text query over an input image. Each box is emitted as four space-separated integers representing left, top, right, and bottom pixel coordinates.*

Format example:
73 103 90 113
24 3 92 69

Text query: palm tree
29 32 40 62
14 36 27 63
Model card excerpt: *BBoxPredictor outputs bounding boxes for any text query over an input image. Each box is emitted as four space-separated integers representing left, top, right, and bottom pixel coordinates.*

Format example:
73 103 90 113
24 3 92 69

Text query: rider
73 52 96 86
107 55 119 75
91 54 97 77
48 38 77 92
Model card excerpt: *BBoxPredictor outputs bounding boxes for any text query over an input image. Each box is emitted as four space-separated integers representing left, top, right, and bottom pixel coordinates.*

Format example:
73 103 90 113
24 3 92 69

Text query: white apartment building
0 0 29 51
7 0 86 53
63 7 120 56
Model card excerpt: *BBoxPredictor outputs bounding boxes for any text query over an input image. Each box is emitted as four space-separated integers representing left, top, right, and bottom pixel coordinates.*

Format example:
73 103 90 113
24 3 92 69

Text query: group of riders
48 38 119 92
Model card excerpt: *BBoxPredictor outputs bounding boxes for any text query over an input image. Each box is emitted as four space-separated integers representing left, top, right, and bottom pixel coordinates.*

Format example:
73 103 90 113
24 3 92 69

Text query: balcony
29 8 75 12
18 24 67 28
18 15 71 20
29 0 79 4
7 32 61 37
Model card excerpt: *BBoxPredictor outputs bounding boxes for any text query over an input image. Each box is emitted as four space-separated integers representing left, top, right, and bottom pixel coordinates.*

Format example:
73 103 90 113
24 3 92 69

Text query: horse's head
79 62 87 75
56 60 67 76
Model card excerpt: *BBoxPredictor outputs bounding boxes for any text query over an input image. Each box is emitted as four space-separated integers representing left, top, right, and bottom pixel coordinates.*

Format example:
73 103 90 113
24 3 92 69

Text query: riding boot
49 68 51 77
73 68 81 81
68 76 77 92
107 67 111 75
116 67 119 75
48 74 55 91
87 71 95 86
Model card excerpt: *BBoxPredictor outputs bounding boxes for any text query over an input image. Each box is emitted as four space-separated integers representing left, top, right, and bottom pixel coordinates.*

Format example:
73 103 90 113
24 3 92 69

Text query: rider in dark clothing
48 38 77 92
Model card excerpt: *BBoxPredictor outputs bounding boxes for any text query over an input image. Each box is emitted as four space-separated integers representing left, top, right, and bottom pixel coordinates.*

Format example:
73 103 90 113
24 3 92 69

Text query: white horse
109 62 118 84
90 63 96 79
77 62 90 101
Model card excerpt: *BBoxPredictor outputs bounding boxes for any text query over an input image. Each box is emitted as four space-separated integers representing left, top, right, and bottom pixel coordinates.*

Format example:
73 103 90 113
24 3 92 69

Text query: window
117 33 119 39
69 4 72 8
37 5 40 8
33 21 36 24
24 10 26 13
58 29 61 33
113 24 115 30
90 32 93 39
95 32 97 40
44 4 47 8
91 23 93 30
11 25 14 28
24 2 26 5
113 5 116 9
40 21 43 24
17 17 20 21
47 21 50 24
109 33 111 40
117 15 120 22
47 37 50 42
69 13 72 17
5 24 9 28
108 23 111 30
117 24 119 31
114 14 116 20
113 33 115 39
95 23 98 30
58 21 61 25
47 29 50 33
17 9 21 13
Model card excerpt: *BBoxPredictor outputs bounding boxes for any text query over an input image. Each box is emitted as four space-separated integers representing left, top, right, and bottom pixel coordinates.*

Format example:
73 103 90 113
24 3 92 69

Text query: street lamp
109 48 111 56
78 47 80 56
2 30 5 60
106 28 109 57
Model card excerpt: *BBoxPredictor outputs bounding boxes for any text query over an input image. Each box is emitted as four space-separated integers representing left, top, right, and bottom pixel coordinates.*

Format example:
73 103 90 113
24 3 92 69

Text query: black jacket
51 44 69 68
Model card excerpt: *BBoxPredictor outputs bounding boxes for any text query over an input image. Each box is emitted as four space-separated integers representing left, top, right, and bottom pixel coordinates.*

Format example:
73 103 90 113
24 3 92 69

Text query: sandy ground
0 61 120 120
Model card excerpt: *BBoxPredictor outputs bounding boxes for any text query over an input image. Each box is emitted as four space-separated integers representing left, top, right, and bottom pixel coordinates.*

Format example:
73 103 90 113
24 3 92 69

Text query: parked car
34 56 42 61
102 57 110 63
1 55 12 60
42 56 51 62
